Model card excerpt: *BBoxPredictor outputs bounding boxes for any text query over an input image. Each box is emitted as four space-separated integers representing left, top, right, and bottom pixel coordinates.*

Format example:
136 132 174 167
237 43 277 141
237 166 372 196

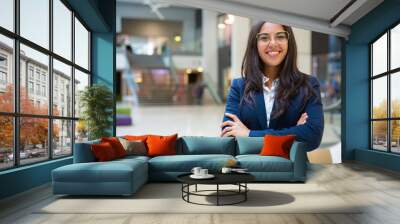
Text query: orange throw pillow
259 135 296 159
146 134 178 157
91 142 117 162
101 137 127 158
124 135 149 141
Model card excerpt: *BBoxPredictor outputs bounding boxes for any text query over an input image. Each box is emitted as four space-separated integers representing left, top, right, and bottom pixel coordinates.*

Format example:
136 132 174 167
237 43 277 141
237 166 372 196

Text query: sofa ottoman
52 156 148 196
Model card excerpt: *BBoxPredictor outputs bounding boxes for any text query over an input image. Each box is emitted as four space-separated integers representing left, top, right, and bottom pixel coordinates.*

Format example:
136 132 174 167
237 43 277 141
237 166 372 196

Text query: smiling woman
221 21 324 151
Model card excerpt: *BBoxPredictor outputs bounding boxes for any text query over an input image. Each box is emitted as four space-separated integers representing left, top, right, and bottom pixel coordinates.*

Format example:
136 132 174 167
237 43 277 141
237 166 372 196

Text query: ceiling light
174 35 182 42
224 14 234 25
218 23 226 29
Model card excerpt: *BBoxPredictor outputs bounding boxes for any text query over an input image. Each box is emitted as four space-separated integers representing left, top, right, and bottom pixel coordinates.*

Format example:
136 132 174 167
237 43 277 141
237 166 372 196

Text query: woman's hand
297 112 308 125
220 113 250 137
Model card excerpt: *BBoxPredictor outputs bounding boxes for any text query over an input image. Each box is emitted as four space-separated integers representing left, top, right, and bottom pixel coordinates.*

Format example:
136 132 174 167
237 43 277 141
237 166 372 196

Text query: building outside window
28 66 34 80
28 81 34 94
0 54 7 88
35 70 40 81
35 83 40 95
42 85 46 97
0 71 6 84
41 73 46 83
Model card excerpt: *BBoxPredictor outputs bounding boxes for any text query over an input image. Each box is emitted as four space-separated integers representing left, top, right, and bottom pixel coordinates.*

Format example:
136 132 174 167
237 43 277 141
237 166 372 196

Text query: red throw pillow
101 137 127 158
146 134 178 157
91 142 117 161
259 135 296 159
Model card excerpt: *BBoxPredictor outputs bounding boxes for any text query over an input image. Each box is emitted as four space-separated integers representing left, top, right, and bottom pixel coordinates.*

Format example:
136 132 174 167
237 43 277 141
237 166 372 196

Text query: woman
221 22 324 151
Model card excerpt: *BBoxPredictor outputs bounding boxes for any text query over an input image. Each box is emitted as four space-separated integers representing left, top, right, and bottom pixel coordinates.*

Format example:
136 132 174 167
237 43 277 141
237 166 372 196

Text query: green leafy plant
79 84 113 140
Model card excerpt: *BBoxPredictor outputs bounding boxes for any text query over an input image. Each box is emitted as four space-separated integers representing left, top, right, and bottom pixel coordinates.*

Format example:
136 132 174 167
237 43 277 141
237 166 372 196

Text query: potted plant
79 84 113 140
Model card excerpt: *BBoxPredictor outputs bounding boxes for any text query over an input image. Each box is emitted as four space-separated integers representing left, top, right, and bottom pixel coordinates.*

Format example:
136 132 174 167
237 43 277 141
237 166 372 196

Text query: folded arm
222 78 241 124
249 79 324 151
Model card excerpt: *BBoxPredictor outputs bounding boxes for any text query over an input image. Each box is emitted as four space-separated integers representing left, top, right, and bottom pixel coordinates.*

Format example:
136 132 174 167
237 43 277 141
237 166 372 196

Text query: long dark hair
241 21 318 119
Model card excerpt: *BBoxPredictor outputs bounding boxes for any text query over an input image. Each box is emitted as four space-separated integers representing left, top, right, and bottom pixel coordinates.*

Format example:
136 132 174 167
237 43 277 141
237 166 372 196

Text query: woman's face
257 22 289 68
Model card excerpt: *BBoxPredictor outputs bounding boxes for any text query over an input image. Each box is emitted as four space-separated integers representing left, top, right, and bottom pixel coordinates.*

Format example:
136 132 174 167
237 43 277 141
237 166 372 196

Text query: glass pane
391 120 400 153
0 35 14 112
74 69 89 118
372 121 388 151
20 44 49 115
0 116 13 170
75 120 88 143
53 59 72 117
53 0 72 60
391 72 400 118
372 33 387 76
74 17 89 70
391 24 400 70
53 119 72 158
372 77 387 119
0 0 14 31
20 0 49 49
20 117 49 165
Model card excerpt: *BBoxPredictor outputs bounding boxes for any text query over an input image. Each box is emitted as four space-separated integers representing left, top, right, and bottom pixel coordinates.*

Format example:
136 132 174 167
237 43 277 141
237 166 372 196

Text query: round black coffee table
177 173 255 206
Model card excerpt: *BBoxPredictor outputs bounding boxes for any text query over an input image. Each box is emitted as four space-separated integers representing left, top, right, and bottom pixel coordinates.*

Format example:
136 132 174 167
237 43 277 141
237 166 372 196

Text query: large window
0 0 91 170
370 23 400 153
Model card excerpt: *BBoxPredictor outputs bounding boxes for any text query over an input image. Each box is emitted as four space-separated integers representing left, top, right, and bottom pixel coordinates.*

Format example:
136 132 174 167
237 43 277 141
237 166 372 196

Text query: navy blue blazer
222 76 324 151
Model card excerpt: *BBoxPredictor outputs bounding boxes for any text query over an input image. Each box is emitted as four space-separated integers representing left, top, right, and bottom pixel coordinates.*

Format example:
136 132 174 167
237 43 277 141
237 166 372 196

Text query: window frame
0 0 92 171
370 20 400 154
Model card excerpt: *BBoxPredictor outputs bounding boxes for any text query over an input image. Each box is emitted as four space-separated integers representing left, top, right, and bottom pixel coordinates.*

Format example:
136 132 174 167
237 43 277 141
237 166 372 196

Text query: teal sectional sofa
52 136 307 196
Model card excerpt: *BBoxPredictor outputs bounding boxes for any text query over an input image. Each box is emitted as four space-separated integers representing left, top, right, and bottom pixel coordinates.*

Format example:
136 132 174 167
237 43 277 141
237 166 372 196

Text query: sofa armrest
289 141 307 182
73 140 99 163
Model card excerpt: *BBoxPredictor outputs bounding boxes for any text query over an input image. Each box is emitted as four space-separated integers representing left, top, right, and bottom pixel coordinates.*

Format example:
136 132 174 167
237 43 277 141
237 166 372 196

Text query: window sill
0 156 72 176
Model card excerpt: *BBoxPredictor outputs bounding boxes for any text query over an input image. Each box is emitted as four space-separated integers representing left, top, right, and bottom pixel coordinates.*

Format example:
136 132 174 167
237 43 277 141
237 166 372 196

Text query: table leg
245 183 247 201
195 184 198 192
217 184 219 206
187 184 190 202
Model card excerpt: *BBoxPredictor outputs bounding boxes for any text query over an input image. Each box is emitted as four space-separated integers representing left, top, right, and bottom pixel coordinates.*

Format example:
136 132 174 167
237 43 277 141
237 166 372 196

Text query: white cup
191 167 202 176
200 169 208 176
221 167 232 174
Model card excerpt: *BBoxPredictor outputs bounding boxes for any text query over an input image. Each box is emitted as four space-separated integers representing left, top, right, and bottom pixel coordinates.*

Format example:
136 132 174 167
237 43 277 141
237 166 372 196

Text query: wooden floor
1 162 400 224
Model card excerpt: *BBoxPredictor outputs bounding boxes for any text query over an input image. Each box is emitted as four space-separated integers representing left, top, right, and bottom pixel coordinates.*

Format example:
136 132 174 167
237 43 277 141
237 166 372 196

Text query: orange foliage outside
0 84 59 150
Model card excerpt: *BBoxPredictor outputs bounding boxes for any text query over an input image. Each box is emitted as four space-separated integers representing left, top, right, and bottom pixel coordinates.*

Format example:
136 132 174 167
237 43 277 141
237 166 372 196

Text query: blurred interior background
113 0 342 163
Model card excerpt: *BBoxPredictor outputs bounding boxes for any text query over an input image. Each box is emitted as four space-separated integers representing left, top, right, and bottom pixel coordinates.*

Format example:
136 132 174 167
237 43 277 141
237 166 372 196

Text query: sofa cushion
236 137 264 155
236 155 293 172
115 155 150 164
91 142 118 161
148 154 235 172
147 134 178 157
74 139 100 163
124 135 149 142
101 137 127 158
118 138 147 156
177 136 236 155
260 135 296 159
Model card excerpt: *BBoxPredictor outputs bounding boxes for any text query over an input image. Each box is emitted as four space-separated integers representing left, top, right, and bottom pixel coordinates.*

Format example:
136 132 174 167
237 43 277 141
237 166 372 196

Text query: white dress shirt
263 76 279 127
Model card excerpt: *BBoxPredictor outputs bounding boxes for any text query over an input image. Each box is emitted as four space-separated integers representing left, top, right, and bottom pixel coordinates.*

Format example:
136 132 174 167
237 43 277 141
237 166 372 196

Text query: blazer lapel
254 91 268 130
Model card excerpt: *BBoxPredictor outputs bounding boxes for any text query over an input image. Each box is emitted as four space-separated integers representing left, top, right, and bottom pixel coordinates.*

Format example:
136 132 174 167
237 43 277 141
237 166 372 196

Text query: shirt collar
263 76 279 88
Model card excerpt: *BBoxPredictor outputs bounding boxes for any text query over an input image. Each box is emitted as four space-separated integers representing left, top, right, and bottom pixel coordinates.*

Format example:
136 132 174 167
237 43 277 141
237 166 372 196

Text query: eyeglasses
256 31 289 45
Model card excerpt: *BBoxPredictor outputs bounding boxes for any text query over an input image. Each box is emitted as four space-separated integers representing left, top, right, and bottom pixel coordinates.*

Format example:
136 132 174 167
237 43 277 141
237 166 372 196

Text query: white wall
292 27 312 74
231 16 250 79
201 10 218 85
